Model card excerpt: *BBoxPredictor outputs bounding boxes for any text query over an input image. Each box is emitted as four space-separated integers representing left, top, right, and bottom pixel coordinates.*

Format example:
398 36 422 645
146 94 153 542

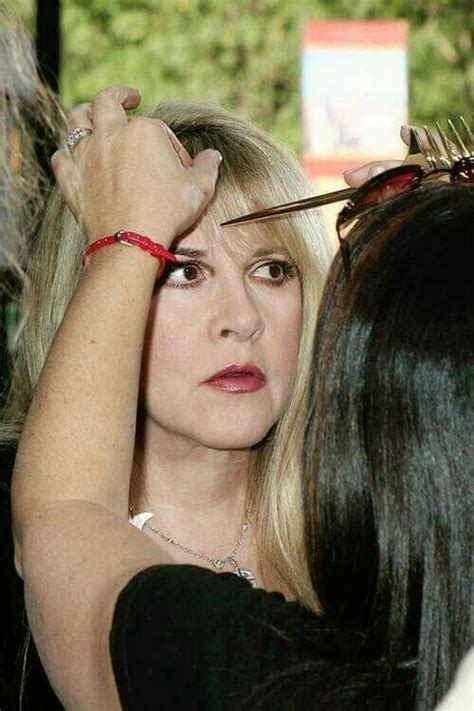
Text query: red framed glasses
336 156 474 279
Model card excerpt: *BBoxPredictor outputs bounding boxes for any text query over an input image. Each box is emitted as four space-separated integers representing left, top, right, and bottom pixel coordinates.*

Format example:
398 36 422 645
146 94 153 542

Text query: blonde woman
8 81 429 707
7 90 332 600
4 84 338 705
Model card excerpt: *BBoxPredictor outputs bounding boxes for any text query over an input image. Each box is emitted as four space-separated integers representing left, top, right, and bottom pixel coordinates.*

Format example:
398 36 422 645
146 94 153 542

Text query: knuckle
75 102 92 113
153 119 169 135
70 101 90 112
147 118 169 139
66 103 92 127
183 183 204 211
96 85 120 98
128 116 168 140
128 115 148 128
127 115 150 133
199 173 215 198
93 85 125 106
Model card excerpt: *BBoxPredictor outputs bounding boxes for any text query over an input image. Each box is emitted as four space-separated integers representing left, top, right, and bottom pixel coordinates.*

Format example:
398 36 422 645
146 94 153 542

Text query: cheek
142 295 197 382
270 291 303 377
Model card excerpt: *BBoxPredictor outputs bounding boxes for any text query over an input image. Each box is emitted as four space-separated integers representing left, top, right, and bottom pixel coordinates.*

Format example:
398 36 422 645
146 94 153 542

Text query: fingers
400 124 413 147
51 150 80 219
50 149 68 184
64 87 140 158
164 125 193 168
401 124 432 150
64 103 94 157
91 86 141 130
191 149 222 198
53 92 221 241
344 160 402 188
400 123 454 157
66 103 93 132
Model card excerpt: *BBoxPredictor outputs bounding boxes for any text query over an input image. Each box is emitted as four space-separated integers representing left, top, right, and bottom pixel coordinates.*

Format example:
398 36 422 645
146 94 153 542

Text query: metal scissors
220 186 355 227
219 127 449 227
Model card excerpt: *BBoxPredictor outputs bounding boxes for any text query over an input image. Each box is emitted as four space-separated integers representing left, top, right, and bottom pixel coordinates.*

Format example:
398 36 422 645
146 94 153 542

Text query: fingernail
368 165 385 178
213 150 223 164
344 166 363 178
400 124 415 139
119 87 140 102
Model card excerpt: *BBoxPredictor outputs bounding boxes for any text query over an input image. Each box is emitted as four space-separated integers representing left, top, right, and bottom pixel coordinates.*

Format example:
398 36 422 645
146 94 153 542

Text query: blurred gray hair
0 1 63 289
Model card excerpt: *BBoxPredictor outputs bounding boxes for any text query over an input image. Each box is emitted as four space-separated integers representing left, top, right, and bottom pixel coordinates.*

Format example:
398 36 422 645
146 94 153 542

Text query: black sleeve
109 564 321 710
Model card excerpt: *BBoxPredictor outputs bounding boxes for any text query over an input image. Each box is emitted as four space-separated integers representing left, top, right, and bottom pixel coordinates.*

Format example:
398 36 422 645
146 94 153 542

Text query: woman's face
140 216 302 450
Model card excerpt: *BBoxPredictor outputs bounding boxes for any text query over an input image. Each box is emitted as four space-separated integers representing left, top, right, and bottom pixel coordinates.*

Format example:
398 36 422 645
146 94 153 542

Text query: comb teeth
220 117 472 228
459 116 473 149
435 122 457 164
447 119 470 157
423 125 441 168
414 117 473 170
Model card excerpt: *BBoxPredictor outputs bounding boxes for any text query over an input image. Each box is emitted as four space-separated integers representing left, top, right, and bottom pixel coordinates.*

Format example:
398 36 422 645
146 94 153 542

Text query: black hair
304 182 473 709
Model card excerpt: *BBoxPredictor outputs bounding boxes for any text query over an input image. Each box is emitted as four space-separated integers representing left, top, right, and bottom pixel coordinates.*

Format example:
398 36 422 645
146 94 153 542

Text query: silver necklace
129 504 257 588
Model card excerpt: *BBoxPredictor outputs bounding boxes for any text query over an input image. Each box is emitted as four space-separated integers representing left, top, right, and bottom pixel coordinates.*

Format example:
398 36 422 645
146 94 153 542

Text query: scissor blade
221 187 355 226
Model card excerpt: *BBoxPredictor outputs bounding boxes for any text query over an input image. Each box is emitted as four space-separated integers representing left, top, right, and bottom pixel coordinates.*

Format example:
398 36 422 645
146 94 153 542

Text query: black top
1 444 63 710
110 565 350 710
0 440 342 711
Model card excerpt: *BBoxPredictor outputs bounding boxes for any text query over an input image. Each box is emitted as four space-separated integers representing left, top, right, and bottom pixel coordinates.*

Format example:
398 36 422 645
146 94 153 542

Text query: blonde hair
3 101 332 611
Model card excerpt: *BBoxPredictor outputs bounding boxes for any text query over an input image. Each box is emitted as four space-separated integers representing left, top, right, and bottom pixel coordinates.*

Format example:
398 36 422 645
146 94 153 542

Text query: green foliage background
18 0 473 152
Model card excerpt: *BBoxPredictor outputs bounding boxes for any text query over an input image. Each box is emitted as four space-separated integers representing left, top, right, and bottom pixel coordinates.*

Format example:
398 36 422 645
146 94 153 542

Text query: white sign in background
302 45 408 160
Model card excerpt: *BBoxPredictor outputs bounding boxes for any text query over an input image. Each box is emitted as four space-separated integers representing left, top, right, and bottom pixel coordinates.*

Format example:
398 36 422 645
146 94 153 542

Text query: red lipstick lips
203 363 266 394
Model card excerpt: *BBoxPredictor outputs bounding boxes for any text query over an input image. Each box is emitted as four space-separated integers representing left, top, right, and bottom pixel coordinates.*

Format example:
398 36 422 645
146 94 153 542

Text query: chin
191 417 275 451
142 397 282 451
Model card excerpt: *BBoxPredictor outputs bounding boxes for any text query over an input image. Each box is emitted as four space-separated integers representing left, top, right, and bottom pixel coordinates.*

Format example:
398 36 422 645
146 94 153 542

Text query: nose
209 280 264 343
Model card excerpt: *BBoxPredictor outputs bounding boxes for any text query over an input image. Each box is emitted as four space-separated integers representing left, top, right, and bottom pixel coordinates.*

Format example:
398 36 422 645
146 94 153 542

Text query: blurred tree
324 0 473 135
16 0 473 152
58 0 316 150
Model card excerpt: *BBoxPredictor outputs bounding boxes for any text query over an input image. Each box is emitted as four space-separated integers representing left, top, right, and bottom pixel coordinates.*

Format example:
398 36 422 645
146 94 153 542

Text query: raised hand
52 86 222 246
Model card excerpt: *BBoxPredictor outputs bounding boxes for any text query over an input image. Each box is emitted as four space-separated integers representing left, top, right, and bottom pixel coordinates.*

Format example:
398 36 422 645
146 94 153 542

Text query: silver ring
66 126 93 152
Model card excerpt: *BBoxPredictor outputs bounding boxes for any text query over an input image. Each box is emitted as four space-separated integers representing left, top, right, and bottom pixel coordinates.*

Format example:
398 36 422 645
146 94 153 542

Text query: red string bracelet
82 231 178 273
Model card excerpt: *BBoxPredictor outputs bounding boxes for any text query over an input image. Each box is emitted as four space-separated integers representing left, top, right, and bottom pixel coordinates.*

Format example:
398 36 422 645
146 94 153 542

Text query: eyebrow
174 248 207 259
174 246 286 259
251 247 286 258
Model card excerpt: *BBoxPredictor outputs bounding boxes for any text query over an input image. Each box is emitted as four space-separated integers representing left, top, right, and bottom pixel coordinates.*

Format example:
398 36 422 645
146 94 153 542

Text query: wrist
80 241 162 289
86 223 176 249
83 231 178 271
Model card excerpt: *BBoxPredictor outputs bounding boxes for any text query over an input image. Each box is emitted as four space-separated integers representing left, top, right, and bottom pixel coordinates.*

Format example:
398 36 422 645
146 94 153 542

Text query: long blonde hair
3 101 332 610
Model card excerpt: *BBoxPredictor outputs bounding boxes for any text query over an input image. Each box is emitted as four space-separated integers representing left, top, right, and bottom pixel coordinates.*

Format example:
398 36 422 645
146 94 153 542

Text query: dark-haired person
10 84 473 709
304 177 473 709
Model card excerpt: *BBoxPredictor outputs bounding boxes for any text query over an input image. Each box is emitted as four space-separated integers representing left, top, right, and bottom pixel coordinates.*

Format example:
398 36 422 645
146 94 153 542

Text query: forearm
21 499 173 709
8 85 221 708
12 245 160 559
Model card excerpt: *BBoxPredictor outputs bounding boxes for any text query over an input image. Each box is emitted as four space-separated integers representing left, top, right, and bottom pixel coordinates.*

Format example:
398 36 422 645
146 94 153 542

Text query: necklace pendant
235 567 257 588
212 558 226 570
227 557 257 588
